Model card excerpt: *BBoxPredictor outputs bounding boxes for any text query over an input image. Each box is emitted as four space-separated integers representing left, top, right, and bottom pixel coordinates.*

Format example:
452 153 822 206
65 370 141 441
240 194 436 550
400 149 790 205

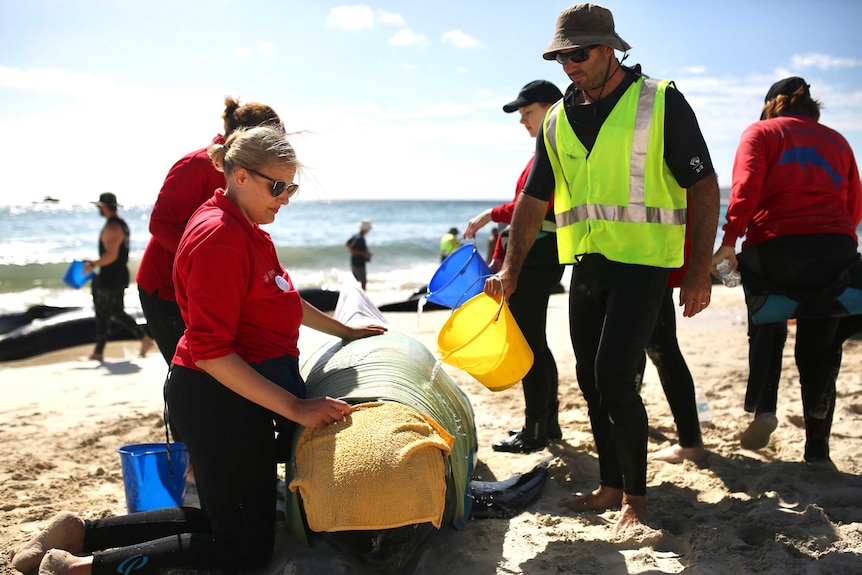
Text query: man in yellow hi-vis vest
485 3 719 534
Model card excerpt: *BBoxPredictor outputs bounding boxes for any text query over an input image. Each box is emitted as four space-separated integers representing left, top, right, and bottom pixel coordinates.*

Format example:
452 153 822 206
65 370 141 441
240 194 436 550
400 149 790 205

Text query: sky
1 0 861 206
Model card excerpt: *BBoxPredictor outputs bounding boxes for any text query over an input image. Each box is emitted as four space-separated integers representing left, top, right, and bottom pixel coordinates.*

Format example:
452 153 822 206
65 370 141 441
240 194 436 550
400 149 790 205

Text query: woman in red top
18 126 386 575
714 77 862 469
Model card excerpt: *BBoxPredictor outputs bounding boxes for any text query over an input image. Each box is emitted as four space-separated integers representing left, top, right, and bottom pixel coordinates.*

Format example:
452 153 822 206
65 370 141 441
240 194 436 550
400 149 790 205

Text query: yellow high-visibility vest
543 77 687 267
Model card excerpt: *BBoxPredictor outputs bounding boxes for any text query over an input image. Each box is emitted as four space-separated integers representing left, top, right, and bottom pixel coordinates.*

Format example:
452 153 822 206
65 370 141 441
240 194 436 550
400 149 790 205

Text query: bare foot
79 354 103 362
11 512 85 574
139 335 156 358
38 549 92 575
615 493 648 535
648 443 706 464
740 413 778 450
559 485 622 513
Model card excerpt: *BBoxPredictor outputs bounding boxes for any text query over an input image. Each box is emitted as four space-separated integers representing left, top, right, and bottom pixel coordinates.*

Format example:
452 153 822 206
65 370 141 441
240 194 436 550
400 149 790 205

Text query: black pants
92 282 145 355
87 356 304 574
741 234 861 462
139 287 186 365
638 288 703 448
508 262 565 421
568 255 669 496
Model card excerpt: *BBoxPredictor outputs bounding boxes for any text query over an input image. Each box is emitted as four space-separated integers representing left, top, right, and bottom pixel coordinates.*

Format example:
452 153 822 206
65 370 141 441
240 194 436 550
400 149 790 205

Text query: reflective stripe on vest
545 78 686 227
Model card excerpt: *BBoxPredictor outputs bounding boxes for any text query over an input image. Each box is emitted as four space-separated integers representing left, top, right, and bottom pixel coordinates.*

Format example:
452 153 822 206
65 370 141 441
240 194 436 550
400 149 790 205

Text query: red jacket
490 156 555 261
172 191 303 369
136 136 227 301
722 114 861 249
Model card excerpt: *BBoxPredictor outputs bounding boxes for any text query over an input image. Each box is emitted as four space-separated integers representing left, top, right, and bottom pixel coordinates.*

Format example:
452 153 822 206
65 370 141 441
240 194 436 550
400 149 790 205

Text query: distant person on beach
136 97 282 365
82 192 154 362
714 77 862 469
439 227 460 261
12 126 386 575
463 79 565 453
485 4 719 532
346 219 373 290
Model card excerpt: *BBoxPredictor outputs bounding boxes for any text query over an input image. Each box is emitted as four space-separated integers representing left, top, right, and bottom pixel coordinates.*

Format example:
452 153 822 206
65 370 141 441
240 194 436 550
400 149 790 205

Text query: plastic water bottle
695 388 712 424
716 258 741 288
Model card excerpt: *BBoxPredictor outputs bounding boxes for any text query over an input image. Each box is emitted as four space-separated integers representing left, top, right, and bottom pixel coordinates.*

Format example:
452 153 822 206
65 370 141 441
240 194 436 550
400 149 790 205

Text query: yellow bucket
437 292 533 391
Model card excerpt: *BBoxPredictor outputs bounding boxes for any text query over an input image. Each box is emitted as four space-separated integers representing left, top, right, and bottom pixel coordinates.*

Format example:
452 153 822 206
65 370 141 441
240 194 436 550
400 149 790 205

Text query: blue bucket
62 260 95 289
426 245 493 309
118 443 188 513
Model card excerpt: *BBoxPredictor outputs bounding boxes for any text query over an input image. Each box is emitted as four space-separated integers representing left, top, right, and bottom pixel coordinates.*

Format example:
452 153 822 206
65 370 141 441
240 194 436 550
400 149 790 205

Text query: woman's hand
711 245 739 275
343 324 387 341
295 396 351 428
463 209 493 239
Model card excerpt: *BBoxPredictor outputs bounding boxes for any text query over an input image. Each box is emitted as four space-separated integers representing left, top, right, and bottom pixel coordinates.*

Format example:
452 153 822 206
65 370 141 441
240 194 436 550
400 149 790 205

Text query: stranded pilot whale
280 283 548 573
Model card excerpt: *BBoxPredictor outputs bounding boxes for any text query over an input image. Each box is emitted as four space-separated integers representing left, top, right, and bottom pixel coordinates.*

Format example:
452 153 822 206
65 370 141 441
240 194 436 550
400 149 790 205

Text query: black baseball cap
764 76 810 103
502 80 564 113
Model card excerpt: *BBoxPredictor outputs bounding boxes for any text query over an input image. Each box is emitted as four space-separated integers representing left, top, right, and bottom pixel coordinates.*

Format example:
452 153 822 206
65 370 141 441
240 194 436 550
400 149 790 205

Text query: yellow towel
289 401 454 532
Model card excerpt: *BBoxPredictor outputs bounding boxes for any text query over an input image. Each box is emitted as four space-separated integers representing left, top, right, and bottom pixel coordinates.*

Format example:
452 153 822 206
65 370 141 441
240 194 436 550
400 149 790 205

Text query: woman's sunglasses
245 167 299 198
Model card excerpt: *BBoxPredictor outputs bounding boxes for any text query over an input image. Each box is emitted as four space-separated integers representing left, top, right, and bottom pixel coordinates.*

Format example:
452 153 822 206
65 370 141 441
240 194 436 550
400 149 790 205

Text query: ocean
2 199 860 317
0 199 504 315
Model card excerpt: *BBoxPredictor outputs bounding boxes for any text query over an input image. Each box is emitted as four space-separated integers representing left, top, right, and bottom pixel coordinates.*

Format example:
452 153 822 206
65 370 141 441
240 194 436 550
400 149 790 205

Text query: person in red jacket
136 97 282 364
713 77 862 470
17 126 386 575
463 79 565 453
637 200 706 465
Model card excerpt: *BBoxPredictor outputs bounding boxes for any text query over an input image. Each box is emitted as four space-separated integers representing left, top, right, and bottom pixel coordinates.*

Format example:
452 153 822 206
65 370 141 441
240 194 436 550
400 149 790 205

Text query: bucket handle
451 273 500 311
439 276 507 362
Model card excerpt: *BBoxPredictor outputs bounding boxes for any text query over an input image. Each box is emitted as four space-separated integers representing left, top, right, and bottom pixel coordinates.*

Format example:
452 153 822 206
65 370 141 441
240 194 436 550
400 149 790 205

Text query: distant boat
42 196 60 203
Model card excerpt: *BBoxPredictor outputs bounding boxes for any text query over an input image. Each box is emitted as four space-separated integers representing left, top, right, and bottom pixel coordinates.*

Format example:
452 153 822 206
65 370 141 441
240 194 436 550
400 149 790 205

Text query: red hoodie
171 191 302 369
136 136 227 301
722 114 861 249
490 156 555 261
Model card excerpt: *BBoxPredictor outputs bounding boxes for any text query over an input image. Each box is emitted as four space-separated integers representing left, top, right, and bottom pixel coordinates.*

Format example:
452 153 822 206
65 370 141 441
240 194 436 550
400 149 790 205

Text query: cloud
326 5 374 30
441 30 484 49
234 42 274 59
791 53 862 70
378 9 404 26
389 28 429 46
680 65 707 75
258 42 274 57
0 65 116 95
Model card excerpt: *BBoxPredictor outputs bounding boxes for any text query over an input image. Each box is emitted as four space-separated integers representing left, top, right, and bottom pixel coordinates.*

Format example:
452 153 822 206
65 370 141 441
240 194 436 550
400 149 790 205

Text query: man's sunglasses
246 167 299 198
555 45 599 65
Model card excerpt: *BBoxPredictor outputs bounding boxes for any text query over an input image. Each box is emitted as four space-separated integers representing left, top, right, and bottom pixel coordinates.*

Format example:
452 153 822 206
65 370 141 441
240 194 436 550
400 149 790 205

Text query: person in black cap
83 193 154 361
463 79 564 454
484 3 719 533
714 77 862 469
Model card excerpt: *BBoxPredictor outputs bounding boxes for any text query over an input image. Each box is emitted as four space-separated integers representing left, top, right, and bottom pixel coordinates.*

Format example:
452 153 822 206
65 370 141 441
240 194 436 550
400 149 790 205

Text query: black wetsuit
82 355 304 574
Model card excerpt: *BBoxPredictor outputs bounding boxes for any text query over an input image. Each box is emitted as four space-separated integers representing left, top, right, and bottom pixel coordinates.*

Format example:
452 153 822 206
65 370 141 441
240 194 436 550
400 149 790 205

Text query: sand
2 286 862 574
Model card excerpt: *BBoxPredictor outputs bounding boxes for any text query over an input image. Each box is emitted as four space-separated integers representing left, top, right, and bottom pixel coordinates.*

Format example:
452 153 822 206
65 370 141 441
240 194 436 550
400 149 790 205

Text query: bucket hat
543 3 631 60
92 192 120 208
